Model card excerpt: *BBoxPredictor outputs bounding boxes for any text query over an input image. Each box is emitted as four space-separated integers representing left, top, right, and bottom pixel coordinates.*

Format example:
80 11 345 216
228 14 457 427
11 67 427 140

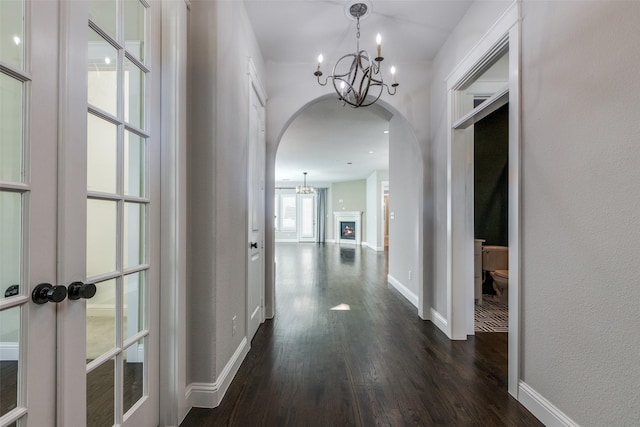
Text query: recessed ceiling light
383 130 389 134
368 151 374 154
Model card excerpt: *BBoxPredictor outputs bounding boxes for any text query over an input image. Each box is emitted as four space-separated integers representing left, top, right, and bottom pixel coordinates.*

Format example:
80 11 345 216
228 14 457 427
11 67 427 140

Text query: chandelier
296 172 315 194
314 2 398 108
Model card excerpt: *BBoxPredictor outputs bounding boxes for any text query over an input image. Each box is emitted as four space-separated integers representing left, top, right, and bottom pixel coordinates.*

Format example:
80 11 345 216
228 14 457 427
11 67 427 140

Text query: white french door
297 194 316 242
1 1 60 425
0 1 160 426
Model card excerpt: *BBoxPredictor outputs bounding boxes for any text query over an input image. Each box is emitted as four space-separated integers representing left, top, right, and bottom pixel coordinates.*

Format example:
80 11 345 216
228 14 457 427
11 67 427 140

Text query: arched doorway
265 95 430 321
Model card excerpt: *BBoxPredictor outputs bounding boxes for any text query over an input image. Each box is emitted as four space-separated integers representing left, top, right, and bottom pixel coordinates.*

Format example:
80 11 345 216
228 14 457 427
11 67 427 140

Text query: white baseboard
187 337 249 408
518 381 579 427
362 242 385 251
387 274 418 308
0 342 19 361
337 239 359 245
430 308 449 336
326 239 336 244
275 238 298 243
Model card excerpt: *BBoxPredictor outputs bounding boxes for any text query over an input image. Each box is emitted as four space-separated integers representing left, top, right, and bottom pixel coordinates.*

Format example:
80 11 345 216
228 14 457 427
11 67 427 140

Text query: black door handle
32 283 68 304
68 281 97 300
250 242 258 249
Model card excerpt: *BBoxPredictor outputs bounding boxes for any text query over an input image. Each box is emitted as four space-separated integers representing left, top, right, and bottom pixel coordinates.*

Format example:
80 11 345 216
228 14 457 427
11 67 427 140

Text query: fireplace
334 211 362 245
340 221 356 240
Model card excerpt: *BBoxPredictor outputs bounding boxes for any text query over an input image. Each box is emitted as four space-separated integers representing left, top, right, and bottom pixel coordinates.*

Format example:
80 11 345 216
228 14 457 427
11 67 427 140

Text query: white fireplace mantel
334 211 363 245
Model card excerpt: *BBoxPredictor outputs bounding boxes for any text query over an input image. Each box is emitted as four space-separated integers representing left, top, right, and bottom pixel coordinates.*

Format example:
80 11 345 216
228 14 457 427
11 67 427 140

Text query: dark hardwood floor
181 243 541 427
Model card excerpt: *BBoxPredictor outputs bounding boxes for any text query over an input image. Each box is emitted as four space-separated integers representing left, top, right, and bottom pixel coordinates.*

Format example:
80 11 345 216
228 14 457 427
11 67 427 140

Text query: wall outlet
408 270 412 280
232 315 237 336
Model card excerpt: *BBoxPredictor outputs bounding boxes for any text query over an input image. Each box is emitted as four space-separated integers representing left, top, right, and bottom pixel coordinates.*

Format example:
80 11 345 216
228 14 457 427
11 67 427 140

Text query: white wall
388 116 422 308
519 2 640 425
331 179 367 239
187 0 266 399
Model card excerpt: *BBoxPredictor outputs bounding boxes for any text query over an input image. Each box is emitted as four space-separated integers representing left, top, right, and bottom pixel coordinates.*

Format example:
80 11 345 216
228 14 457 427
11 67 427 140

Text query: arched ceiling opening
275 98 392 187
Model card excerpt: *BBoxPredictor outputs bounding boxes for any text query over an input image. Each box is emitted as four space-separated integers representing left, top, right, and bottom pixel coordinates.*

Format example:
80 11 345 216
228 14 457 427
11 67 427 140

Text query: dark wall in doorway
474 103 508 246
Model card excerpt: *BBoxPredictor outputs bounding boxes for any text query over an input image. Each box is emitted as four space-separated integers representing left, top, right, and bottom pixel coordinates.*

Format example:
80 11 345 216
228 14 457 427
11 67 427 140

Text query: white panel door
247 67 266 341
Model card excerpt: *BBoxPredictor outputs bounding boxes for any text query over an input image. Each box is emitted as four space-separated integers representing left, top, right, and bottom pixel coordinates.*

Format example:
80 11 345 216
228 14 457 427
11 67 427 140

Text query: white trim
186 337 249 408
0 342 19 361
363 241 385 252
430 308 448 336
446 2 519 87
506 5 522 399
0 407 27 427
274 238 298 243
444 0 521 395
159 1 190 425
453 85 509 129
518 382 579 427
387 274 418 308
248 58 267 104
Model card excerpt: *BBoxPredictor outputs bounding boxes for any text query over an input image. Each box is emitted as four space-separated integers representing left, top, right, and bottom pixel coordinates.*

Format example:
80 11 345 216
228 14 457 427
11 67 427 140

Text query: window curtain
316 188 326 243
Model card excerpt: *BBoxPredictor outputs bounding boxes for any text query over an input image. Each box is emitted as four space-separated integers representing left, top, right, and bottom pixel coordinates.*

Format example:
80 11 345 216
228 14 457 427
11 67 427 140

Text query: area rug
475 295 508 332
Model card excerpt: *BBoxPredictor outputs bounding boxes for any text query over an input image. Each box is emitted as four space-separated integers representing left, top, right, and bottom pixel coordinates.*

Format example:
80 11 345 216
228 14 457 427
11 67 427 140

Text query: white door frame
159 0 190 425
445 2 521 398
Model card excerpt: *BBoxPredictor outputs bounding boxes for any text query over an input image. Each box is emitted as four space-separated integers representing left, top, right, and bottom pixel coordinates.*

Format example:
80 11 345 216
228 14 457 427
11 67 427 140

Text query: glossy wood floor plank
181 243 541 426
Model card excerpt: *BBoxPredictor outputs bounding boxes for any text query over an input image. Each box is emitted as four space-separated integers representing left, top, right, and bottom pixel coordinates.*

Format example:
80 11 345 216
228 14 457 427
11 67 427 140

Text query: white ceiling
245 0 473 64
245 0 474 186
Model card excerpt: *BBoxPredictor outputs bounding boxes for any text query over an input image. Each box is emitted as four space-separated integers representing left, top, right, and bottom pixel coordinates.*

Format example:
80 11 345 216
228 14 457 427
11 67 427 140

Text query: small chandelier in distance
314 2 398 108
296 172 315 194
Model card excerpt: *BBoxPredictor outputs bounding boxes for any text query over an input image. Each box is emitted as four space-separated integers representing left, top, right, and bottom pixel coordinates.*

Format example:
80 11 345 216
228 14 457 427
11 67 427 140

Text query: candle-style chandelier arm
384 81 399 96
314 70 329 86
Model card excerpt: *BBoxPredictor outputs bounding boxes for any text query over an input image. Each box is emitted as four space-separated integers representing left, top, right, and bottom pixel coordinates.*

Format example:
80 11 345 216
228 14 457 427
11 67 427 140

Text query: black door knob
32 283 68 304
250 242 258 249
67 281 97 300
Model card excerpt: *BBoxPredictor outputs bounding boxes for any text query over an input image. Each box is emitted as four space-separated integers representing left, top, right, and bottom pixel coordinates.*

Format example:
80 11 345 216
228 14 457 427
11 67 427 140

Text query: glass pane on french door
86 0 151 424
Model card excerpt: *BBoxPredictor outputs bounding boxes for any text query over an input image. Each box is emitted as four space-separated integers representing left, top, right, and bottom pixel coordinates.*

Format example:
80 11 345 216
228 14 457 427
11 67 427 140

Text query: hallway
181 243 541 426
